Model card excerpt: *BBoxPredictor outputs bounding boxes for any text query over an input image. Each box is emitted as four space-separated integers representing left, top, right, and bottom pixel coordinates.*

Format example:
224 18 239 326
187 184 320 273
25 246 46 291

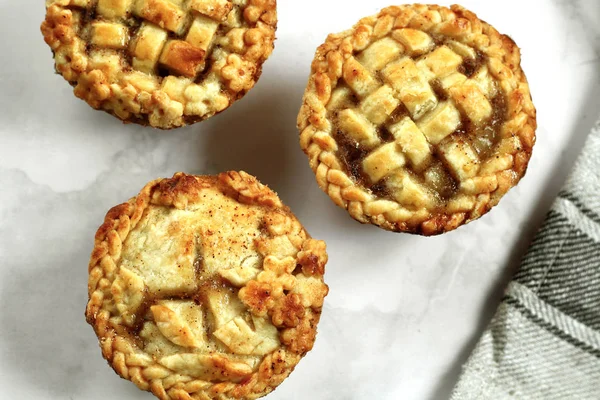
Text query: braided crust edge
297 4 537 235
85 171 328 399
41 0 277 129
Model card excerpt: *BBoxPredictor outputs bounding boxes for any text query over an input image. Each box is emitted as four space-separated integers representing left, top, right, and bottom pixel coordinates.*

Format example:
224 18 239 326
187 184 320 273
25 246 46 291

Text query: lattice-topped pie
86 172 328 399
41 0 276 129
298 4 536 235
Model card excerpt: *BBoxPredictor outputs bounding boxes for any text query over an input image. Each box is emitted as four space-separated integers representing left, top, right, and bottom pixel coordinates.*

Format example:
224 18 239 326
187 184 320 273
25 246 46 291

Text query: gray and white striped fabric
451 118 600 400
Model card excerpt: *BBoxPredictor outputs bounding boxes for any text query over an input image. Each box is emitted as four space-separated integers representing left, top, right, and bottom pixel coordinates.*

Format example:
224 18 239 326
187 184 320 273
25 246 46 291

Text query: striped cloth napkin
451 118 600 400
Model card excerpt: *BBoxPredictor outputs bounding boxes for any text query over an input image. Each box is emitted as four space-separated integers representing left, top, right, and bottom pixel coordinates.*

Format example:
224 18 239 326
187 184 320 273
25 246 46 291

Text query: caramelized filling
387 103 410 124
429 79 448 101
131 288 156 335
425 160 458 199
458 49 486 77
333 128 371 189
370 177 392 198
331 58 509 206
378 126 395 143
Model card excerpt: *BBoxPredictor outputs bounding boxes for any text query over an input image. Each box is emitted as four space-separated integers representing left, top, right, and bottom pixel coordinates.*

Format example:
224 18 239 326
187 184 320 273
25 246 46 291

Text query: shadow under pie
201 74 310 207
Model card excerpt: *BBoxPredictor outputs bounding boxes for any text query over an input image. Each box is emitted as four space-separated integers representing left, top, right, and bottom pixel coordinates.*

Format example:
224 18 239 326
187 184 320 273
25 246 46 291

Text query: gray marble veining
1 0 599 399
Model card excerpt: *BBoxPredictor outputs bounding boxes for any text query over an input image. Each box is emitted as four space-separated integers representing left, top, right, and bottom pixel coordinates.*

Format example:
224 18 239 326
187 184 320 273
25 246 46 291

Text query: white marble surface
1 0 599 399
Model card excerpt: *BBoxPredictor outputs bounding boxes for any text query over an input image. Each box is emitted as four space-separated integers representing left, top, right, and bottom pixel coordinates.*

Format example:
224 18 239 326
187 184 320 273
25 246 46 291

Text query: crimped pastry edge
297 4 537 235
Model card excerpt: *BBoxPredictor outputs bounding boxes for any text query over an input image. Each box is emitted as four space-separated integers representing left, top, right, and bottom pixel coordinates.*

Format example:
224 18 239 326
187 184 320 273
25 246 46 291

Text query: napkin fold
451 118 600 400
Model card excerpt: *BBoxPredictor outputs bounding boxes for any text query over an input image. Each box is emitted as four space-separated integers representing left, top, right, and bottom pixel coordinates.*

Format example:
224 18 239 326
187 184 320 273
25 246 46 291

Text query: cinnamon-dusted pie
86 172 328 399
298 4 536 235
41 0 276 129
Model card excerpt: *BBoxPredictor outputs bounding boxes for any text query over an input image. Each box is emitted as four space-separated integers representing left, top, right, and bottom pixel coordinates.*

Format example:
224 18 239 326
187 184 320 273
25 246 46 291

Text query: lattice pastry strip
298 4 537 235
388 170 437 209
449 82 492 124
440 72 468 90
357 37 404 72
133 0 188 35
471 66 498 97
438 140 481 182
416 101 461 145
342 57 379 98
190 0 233 21
186 15 220 51
159 40 207 77
327 86 353 111
359 85 400 125
381 57 437 120
417 46 463 80
447 40 476 59
97 0 134 18
392 28 433 56
362 142 406 182
337 108 380 148
131 22 169 74
91 21 129 49
389 117 432 172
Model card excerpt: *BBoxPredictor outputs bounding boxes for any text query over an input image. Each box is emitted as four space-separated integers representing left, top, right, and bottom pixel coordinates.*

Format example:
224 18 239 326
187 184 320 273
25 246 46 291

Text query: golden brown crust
41 0 277 129
297 4 537 235
86 171 328 399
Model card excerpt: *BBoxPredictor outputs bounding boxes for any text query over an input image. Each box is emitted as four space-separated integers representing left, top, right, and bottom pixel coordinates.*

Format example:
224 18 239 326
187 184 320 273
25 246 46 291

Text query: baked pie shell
86 171 328 399
297 4 537 235
41 0 277 129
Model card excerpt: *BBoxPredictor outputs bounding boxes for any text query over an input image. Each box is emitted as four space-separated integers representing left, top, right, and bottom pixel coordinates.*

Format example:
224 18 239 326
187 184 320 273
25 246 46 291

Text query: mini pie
297 4 536 235
86 172 328 399
41 0 276 129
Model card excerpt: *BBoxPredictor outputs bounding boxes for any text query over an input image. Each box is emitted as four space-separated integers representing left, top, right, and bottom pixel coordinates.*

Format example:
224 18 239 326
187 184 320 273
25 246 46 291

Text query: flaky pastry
298 4 536 235
41 0 276 129
86 172 328 399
